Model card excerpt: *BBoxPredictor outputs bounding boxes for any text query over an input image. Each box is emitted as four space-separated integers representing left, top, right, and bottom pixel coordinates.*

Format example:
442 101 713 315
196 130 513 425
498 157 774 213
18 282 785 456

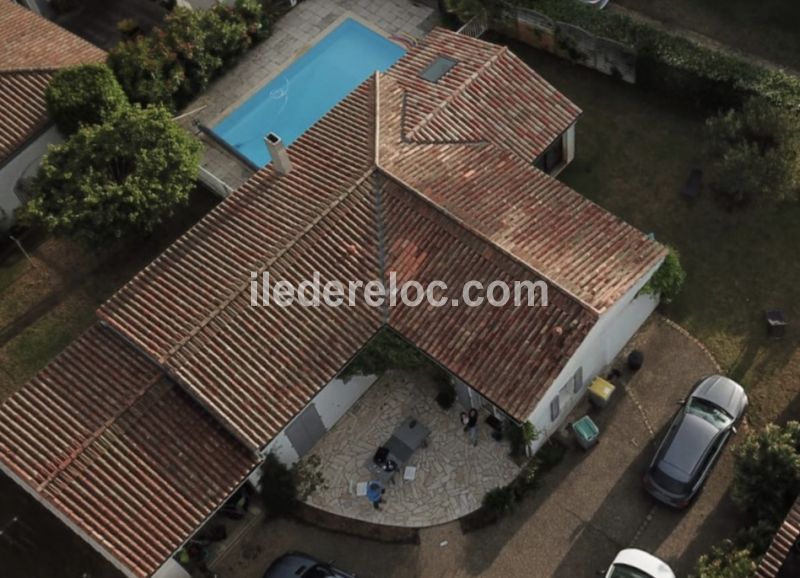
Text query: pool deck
179 0 438 191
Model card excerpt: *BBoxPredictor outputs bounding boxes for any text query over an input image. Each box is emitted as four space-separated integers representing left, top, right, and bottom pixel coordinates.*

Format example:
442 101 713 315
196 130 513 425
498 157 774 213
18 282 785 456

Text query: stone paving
301 370 520 527
179 0 439 190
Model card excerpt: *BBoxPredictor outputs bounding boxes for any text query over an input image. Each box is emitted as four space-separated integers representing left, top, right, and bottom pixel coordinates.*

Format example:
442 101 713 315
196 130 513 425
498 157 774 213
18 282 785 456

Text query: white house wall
254 373 379 477
0 126 61 232
526 261 662 451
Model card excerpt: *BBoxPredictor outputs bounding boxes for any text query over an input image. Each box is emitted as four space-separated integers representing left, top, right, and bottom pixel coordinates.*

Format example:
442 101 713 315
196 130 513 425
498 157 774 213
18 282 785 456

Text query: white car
580 0 610 8
605 549 675 578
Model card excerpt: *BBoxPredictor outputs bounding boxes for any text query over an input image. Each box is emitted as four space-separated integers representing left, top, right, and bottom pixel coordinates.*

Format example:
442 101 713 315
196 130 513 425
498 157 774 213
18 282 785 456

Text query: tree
731 421 800 526
25 105 201 245
693 542 756 578
45 63 129 135
705 97 800 207
641 246 686 304
108 34 185 108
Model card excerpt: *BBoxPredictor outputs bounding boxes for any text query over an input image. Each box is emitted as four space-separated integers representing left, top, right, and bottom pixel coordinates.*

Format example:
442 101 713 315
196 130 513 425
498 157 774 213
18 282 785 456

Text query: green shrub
482 486 515 516
108 35 184 108
204 4 253 63
692 541 756 578
506 0 800 111
292 454 328 501
341 328 435 379
109 0 282 109
734 519 779 558
536 439 566 470
705 98 800 207
505 420 538 458
45 63 129 135
731 421 800 527
641 246 685 304
25 105 201 245
259 453 298 516
511 458 540 500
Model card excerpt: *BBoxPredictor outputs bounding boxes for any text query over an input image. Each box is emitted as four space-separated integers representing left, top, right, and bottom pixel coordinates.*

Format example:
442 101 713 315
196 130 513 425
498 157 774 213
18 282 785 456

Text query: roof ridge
162 166 377 364
34 328 164 492
404 42 508 141
376 164 600 317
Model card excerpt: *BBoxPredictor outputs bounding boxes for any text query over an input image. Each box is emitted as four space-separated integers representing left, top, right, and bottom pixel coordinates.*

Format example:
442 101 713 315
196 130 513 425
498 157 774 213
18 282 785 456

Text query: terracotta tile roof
377 63 662 311
757 496 800 578
0 29 664 576
100 31 662 451
0 2 105 163
383 177 595 417
387 28 581 162
0 324 257 578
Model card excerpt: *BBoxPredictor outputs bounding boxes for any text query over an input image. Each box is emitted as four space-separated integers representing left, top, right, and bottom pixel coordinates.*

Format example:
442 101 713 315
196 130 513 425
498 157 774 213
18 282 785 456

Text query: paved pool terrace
180 0 438 191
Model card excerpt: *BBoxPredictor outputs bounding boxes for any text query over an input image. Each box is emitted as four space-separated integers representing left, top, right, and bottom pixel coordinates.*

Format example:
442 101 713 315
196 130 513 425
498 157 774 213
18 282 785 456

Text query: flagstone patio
300 370 521 527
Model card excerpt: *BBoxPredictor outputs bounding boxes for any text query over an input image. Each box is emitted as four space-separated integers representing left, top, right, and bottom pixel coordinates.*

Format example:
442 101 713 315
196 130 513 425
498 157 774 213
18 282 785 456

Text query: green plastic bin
572 415 599 450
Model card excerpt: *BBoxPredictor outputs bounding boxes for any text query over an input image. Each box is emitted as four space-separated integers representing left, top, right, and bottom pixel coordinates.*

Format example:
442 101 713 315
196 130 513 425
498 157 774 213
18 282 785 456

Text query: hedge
109 0 282 111
507 0 800 111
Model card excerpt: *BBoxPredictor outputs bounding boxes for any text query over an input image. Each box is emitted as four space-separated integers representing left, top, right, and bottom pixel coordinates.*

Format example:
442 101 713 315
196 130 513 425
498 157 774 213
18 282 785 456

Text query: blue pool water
213 19 406 167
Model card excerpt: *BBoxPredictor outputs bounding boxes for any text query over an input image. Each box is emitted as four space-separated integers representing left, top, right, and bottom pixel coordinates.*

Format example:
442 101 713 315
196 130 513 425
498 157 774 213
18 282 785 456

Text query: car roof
658 413 718 482
691 375 746 418
612 549 675 578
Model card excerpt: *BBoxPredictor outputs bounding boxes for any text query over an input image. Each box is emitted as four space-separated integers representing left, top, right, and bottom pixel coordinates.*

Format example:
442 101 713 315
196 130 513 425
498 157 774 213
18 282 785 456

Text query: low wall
493 5 636 83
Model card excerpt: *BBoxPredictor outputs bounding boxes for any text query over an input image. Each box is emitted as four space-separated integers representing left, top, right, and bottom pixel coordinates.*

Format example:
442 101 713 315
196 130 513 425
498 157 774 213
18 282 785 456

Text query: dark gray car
263 552 356 578
644 375 747 508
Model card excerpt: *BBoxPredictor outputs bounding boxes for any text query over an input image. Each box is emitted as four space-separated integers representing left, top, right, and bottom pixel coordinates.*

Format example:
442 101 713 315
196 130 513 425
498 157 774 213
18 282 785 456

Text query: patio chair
403 466 417 482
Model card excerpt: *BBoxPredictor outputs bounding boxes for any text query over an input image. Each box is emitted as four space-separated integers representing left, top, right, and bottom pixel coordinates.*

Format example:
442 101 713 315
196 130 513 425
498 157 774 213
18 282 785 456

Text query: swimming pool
213 19 406 167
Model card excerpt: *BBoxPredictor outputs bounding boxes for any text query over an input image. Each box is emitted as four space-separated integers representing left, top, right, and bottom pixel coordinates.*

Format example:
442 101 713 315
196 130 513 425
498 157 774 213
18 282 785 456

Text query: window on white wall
550 397 560 421
573 367 584 394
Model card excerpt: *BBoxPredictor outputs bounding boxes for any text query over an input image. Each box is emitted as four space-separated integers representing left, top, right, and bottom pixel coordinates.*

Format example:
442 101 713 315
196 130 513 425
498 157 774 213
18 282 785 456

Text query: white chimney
265 133 292 175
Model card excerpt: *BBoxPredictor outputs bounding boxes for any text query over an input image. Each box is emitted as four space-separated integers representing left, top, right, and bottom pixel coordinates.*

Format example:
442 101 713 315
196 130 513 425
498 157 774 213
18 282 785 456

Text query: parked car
579 0 610 9
263 552 356 578
644 375 748 508
604 549 675 578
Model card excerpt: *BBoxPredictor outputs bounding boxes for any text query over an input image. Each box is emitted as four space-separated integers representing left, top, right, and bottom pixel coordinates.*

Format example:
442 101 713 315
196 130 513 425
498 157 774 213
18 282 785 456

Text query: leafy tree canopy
731 420 800 526
705 97 800 207
45 63 129 135
25 105 201 245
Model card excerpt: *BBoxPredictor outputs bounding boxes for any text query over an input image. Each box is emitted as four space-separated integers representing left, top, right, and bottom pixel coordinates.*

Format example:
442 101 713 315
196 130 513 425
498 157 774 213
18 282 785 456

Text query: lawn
615 0 800 72
0 188 218 399
508 40 800 425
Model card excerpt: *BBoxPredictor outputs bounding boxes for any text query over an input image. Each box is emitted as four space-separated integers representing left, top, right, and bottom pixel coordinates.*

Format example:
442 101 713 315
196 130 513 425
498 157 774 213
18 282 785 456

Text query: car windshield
608 563 654 578
687 397 733 428
652 467 688 495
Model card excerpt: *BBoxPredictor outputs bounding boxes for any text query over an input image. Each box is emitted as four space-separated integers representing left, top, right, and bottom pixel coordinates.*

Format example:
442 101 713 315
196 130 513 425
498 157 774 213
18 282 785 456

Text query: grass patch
1 293 97 389
0 187 218 399
509 40 800 421
0 254 29 295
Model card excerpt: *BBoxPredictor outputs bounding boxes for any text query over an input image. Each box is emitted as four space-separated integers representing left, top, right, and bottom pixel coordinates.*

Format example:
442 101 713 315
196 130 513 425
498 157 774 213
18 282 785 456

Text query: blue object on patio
366 481 384 504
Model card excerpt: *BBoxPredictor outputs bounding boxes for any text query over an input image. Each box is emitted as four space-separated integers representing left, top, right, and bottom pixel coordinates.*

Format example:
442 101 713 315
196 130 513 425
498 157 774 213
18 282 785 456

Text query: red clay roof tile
0 2 105 163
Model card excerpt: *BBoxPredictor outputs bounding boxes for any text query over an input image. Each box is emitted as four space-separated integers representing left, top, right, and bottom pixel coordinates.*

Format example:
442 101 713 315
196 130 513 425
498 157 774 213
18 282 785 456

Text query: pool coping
208 11 405 128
